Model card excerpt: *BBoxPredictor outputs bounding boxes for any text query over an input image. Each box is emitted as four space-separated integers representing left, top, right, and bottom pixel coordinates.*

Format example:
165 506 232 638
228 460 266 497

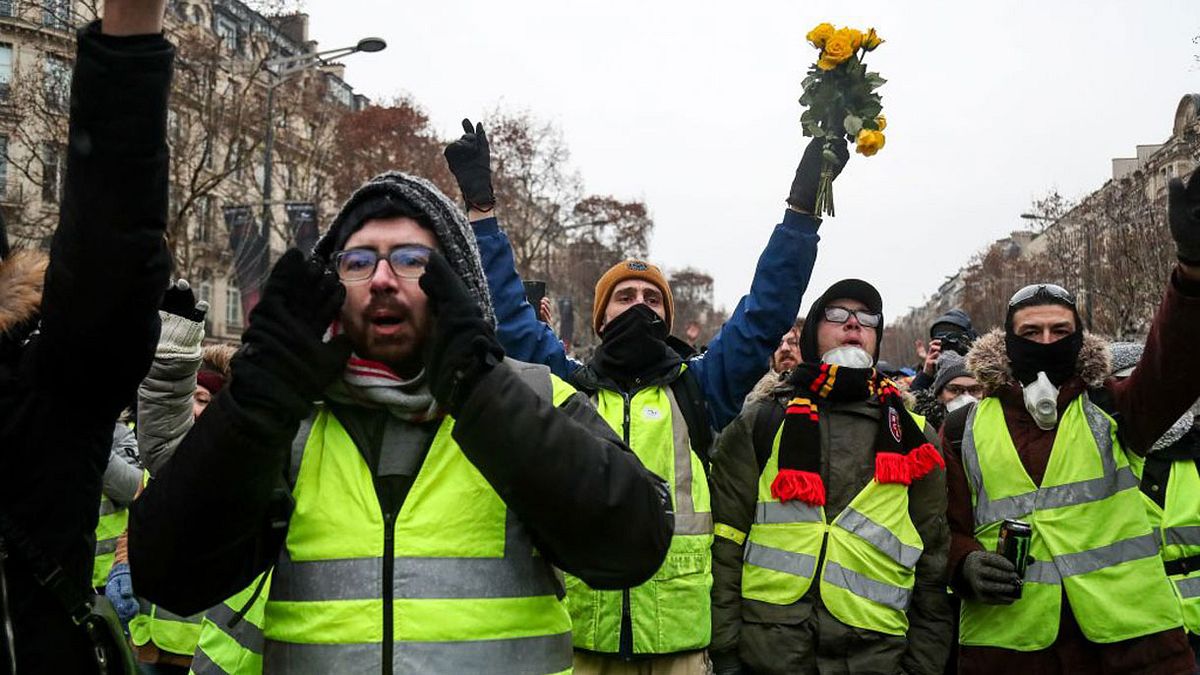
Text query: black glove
160 278 208 322
961 551 1019 605
230 249 351 420
418 251 503 414
710 649 746 675
443 118 495 211
1169 166 1200 265
787 136 849 213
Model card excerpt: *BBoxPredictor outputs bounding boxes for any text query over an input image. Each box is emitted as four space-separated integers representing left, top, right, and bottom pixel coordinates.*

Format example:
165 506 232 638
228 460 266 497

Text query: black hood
799 278 884 363
930 308 976 338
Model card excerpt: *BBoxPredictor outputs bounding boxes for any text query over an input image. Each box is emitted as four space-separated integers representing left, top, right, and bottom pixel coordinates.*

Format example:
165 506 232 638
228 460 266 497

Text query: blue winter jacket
472 209 820 430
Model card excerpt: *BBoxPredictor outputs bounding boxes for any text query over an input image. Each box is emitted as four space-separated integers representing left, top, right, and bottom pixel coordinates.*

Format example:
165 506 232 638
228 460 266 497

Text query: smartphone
523 280 546 308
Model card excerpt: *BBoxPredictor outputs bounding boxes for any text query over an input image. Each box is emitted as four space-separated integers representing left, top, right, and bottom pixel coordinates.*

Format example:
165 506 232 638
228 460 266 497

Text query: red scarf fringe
771 469 826 506
907 443 945 480
874 452 912 485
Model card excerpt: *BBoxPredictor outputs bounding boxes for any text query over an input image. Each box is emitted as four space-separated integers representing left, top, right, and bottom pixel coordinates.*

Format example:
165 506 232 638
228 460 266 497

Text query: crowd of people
2 2 1200 674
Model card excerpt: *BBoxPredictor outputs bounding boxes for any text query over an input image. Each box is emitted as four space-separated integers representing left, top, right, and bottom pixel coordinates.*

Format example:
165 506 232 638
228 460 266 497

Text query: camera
934 331 973 357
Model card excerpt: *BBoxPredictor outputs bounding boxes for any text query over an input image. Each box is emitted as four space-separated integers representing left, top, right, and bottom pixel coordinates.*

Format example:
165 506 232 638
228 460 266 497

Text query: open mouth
372 316 403 326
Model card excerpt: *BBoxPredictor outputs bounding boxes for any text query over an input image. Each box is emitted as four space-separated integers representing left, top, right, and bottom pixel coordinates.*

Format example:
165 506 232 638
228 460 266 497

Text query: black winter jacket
0 25 173 673
130 358 674 616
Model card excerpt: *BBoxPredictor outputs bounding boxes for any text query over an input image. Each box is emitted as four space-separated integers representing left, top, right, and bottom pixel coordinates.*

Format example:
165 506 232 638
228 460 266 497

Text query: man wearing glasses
940 166 1200 674
709 279 952 675
129 172 674 673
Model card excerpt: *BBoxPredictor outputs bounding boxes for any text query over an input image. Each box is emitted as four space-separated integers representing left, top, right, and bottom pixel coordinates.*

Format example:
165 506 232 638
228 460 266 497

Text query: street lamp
259 37 387 251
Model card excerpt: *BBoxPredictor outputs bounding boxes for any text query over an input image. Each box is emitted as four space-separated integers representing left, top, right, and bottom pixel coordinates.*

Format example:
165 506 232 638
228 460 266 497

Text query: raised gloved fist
443 118 495 211
787 136 849 213
1169 166 1200 265
161 278 208 322
418 251 503 413
231 249 351 418
105 562 139 626
961 551 1019 605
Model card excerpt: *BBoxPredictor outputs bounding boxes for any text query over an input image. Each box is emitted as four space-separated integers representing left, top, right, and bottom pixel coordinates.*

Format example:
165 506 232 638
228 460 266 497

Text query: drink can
997 519 1032 597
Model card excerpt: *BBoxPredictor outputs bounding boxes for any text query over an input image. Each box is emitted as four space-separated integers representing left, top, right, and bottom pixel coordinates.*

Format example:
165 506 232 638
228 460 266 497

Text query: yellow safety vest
564 375 713 654
734 408 927 636
261 371 574 674
959 395 1181 650
1140 454 1200 634
92 493 128 589
189 573 270 675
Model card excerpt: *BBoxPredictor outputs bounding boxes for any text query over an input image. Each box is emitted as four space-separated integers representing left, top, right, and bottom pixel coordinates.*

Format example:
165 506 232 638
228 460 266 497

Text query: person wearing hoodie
447 117 839 673
0 2 174 670
129 171 673 674
709 279 953 675
1108 342 1200 662
940 167 1200 675
910 351 981 434
910 309 978 393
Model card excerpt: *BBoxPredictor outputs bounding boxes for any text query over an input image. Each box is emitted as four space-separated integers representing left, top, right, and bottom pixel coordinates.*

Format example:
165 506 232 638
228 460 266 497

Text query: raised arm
689 137 846 430
445 118 578 377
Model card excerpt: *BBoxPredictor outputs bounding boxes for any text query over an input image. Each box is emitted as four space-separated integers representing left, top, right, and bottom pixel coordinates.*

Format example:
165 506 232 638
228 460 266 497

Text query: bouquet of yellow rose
800 23 887 216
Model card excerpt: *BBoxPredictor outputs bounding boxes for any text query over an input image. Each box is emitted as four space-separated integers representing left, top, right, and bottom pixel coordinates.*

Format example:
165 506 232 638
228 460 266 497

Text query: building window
0 44 11 102
196 195 213 243
0 135 8 198
198 280 212 306
0 0 13 18
43 54 71 112
41 143 63 203
225 286 242 329
43 0 71 30
215 17 239 54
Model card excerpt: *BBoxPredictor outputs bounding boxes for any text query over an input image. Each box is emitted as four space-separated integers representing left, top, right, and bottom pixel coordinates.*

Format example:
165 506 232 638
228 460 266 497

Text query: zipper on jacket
618 391 634 658
382 509 396 675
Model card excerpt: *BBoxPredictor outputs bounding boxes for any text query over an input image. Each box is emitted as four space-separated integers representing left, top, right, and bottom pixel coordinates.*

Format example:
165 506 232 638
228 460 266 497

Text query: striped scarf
773 363 943 506
322 323 441 422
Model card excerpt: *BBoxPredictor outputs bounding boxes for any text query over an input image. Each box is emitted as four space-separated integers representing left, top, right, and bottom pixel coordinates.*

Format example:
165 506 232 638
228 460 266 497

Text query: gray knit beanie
932 351 971 395
314 171 495 327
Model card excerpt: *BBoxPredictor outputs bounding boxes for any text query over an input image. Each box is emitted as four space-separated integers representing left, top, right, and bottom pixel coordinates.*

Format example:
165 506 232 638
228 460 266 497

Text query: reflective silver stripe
823 562 911 612
287 414 315 489
1053 533 1160 578
755 501 823 524
964 397 1135 529
1166 526 1200 549
743 541 816 578
95 537 118 556
666 388 712 536
976 467 1139 525
1025 560 1062 585
264 632 573 675
1175 576 1200 599
189 647 229 675
272 511 558 602
99 497 121 516
204 602 265 655
836 507 922 569
148 602 203 625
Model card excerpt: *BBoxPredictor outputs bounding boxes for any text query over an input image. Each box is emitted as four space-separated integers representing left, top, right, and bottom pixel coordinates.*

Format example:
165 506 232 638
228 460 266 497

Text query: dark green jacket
710 384 953 675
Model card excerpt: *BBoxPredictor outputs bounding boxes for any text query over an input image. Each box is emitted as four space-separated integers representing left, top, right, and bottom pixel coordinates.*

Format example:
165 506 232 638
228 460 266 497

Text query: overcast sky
304 0 1199 320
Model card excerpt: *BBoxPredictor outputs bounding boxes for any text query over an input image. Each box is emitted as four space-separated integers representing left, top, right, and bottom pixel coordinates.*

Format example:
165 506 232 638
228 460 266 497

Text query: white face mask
821 345 874 369
1022 371 1060 430
945 394 978 413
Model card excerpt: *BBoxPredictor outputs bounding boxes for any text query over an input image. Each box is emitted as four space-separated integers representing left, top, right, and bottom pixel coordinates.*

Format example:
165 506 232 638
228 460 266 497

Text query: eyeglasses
1008 283 1075 308
332 245 433 283
823 305 882 328
943 383 985 397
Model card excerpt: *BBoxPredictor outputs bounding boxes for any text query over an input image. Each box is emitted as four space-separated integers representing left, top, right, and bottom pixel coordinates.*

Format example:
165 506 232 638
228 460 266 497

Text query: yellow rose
817 33 855 70
837 27 864 52
856 129 886 157
875 115 887 131
806 23 835 49
864 28 884 51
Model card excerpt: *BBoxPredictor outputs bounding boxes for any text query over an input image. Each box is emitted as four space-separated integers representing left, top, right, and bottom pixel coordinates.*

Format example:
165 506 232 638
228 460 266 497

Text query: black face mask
592 304 679 383
1005 330 1083 386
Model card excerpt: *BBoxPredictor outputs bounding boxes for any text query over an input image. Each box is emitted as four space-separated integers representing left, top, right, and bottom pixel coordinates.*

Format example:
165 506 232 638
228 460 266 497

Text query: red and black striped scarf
772 363 944 506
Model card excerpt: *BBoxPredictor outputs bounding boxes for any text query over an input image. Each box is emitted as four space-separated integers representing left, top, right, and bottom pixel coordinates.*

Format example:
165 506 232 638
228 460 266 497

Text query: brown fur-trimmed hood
0 250 48 336
201 343 236 377
966 328 1111 393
